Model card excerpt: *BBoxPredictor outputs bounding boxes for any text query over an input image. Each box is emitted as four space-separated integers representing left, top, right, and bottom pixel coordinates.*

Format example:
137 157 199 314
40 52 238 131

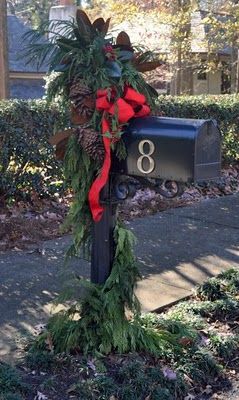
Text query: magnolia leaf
146 83 158 98
134 60 162 73
49 129 74 146
70 105 91 125
55 137 70 161
116 31 132 47
102 18 111 36
76 9 92 29
106 60 122 78
53 63 68 72
76 9 93 42
92 17 105 31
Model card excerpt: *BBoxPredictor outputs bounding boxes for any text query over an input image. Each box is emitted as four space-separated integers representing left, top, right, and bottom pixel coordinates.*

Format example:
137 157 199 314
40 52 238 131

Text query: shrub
0 99 68 201
195 278 225 301
218 268 239 294
210 334 239 360
169 298 239 321
178 349 221 385
157 94 239 161
0 95 238 202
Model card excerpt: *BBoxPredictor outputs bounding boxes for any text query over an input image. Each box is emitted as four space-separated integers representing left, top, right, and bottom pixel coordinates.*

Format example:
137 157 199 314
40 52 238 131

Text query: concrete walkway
0 194 238 363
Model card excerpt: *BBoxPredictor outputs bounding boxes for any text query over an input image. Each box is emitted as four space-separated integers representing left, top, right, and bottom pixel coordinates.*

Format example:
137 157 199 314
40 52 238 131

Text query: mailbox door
119 117 197 182
194 120 221 181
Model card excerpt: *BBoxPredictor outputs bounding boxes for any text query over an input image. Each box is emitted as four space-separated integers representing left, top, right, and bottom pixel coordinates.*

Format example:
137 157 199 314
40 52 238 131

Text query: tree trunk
170 0 192 95
176 45 182 95
236 48 239 94
230 46 238 93
0 0 9 99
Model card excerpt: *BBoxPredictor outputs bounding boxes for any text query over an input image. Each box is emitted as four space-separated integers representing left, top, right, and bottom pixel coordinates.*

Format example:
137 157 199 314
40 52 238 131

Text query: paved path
0 194 238 363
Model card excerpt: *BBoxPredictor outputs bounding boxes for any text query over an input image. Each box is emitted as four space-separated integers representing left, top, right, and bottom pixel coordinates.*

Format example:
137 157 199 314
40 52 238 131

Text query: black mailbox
93 116 221 283
113 116 221 183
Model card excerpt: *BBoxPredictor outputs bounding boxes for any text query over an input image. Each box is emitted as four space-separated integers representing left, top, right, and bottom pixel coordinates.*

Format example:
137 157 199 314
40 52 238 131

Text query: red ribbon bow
88 86 150 222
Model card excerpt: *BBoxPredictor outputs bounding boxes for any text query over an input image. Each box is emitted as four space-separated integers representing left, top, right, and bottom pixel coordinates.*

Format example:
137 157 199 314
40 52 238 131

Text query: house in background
114 10 234 95
182 10 232 96
4 6 236 99
6 0 77 100
7 14 47 99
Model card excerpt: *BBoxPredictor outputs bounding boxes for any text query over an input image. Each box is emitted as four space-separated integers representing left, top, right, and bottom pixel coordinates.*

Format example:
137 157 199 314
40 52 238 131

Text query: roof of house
7 14 48 73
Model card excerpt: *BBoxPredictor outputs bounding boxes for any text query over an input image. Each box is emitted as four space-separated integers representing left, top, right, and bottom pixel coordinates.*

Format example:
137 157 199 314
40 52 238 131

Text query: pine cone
69 81 95 120
77 126 104 164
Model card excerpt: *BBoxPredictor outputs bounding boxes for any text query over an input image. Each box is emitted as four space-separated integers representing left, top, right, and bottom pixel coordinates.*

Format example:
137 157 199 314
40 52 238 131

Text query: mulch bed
3 268 239 400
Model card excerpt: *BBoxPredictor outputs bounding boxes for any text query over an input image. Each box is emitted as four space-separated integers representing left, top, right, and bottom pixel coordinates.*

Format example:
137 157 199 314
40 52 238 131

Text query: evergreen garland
62 134 96 258
24 10 164 355
38 221 172 356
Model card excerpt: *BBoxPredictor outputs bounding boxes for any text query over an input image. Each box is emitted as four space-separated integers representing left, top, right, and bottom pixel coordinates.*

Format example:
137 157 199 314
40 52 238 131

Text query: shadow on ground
0 194 238 362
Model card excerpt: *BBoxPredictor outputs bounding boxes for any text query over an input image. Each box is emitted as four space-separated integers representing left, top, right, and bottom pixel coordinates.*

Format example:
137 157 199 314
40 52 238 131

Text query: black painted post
91 181 117 284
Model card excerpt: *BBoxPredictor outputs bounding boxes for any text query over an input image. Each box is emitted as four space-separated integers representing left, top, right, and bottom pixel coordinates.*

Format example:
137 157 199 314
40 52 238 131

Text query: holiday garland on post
24 10 163 354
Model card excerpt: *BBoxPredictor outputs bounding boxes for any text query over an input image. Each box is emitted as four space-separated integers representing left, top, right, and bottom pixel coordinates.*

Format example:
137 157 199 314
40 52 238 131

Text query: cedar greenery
62 134 96 258
36 220 172 355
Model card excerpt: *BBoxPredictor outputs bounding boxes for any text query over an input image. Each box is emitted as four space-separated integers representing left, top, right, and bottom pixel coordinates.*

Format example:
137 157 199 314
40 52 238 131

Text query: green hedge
157 94 239 162
0 95 238 201
0 100 67 201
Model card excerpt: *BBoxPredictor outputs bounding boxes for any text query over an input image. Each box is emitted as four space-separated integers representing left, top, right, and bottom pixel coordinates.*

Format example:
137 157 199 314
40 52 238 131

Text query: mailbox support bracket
90 175 185 284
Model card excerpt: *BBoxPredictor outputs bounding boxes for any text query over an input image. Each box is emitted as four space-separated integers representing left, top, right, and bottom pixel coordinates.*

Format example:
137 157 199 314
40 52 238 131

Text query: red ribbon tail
88 121 111 222
89 85 151 222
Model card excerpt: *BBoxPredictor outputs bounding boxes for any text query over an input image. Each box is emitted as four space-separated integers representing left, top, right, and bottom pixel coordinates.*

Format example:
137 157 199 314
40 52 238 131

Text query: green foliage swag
24 11 163 355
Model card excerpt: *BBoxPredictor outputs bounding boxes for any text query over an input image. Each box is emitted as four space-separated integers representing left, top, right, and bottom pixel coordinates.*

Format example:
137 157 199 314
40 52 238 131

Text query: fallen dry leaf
34 392 48 400
45 333 54 352
184 394 195 400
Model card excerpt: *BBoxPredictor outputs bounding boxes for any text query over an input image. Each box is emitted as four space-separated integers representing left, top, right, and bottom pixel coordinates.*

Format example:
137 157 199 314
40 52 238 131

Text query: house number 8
137 140 155 174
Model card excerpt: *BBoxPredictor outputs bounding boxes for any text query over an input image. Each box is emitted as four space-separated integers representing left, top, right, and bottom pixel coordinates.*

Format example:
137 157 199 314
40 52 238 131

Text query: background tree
203 0 239 93
7 0 91 27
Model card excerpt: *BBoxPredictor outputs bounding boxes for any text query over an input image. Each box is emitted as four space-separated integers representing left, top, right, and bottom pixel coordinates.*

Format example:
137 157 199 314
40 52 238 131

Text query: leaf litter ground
0 163 238 252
